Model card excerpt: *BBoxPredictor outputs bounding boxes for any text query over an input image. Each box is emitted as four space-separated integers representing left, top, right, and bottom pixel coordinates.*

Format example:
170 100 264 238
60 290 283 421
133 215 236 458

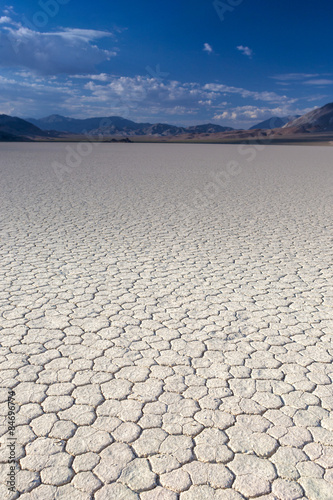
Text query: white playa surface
0 143 333 499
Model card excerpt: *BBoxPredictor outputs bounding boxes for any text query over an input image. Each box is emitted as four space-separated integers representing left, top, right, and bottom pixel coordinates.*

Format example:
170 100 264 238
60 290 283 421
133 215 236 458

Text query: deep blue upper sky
0 0 332 127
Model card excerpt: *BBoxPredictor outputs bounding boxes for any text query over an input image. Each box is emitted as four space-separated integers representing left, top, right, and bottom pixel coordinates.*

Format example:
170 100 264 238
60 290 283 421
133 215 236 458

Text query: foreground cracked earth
0 143 332 499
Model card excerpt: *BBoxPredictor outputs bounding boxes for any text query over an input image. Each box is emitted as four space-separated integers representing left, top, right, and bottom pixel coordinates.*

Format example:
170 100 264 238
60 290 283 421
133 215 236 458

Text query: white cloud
213 104 314 126
51 28 113 40
76 76 299 124
306 94 328 102
72 73 111 81
303 79 333 85
3 6 15 15
0 61 311 128
0 24 116 75
165 106 197 115
198 100 213 106
203 43 213 54
203 83 295 104
237 45 253 58
214 106 284 120
271 73 320 81
0 16 11 24
0 71 76 118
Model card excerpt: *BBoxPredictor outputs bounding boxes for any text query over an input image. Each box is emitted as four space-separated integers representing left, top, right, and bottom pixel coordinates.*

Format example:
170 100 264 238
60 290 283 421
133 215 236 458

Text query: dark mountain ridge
249 115 300 130
0 130 32 142
0 114 46 139
283 103 333 131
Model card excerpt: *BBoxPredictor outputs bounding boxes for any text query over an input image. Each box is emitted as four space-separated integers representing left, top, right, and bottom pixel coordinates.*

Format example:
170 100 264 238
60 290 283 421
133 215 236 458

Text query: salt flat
0 143 332 499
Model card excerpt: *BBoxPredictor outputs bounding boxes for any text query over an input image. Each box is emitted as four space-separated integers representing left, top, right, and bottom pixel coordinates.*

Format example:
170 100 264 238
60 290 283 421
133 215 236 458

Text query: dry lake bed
0 143 332 499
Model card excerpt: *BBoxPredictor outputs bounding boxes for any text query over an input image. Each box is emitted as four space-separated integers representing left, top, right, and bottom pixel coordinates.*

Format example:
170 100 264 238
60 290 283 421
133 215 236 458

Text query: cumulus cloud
0 61 306 127
0 15 11 24
165 106 197 115
203 43 213 54
0 72 74 117
83 76 191 107
72 73 111 81
213 104 314 125
214 106 285 120
198 100 213 106
237 45 253 58
76 76 299 123
0 23 115 74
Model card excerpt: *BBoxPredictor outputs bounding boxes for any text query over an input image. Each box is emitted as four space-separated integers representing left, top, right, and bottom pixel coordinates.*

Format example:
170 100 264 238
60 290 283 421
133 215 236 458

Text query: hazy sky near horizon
0 0 332 128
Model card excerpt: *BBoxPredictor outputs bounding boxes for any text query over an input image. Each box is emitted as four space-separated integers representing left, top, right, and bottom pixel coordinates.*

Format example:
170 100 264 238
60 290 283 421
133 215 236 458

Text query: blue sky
0 0 332 128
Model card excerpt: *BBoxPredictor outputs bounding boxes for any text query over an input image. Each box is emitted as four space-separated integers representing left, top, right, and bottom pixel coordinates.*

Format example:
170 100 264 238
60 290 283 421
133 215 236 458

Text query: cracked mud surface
0 143 332 499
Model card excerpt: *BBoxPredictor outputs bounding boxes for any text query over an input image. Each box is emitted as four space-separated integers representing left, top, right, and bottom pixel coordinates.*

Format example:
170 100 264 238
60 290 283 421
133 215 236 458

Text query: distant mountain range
283 103 333 131
1 102 333 142
249 115 300 130
0 114 46 140
0 114 61 141
27 114 234 137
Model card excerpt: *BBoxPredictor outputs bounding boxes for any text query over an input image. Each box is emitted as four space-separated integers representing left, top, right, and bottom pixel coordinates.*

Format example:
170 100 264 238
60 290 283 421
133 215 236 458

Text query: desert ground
0 143 332 499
